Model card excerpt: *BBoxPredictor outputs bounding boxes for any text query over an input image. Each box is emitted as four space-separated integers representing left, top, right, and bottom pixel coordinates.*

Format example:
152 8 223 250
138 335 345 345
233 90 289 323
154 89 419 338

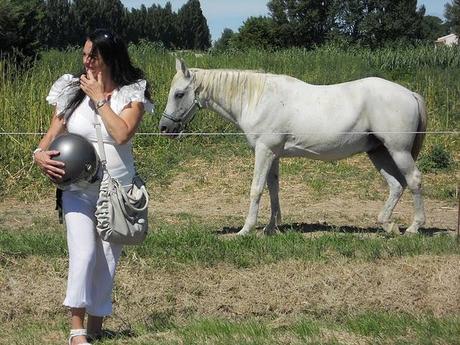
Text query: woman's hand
34 150 66 182
80 70 105 103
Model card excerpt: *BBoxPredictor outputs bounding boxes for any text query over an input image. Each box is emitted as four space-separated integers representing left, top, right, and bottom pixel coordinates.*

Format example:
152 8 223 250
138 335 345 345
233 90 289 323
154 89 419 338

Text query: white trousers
62 189 123 317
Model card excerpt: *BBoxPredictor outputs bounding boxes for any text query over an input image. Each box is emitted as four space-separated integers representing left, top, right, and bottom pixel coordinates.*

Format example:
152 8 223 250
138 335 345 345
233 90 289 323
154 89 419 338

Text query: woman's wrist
95 98 108 109
32 147 44 163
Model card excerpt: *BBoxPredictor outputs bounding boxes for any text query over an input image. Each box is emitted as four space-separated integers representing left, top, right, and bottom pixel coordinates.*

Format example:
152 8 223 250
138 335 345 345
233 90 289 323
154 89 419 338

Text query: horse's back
268 75 421 131
250 74 423 159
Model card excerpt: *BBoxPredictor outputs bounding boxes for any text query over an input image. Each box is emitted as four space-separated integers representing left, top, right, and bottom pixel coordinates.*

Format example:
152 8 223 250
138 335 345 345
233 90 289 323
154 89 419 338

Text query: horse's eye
175 92 185 99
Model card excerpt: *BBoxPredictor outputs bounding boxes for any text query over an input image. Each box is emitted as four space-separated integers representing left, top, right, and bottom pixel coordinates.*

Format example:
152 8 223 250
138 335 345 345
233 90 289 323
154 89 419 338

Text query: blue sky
121 0 449 41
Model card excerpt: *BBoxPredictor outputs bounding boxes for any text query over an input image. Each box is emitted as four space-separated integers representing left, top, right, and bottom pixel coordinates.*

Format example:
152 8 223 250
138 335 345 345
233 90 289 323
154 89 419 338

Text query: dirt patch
1 157 457 232
149 157 457 232
1 255 459 325
116 256 460 321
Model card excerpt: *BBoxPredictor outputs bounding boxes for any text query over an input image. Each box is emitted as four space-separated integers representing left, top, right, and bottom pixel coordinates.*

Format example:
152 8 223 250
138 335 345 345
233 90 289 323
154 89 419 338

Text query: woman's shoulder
46 74 80 115
114 79 154 113
117 79 148 99
47 74 79 99
50 74 79 90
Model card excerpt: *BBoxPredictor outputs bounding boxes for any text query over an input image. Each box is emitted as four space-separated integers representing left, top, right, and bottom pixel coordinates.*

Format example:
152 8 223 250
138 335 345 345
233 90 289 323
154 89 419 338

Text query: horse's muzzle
159 117 181 138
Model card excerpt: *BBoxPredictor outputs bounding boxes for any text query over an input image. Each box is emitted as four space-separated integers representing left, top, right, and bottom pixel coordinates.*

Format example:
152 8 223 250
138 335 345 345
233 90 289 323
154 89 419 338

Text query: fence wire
0 131 459 136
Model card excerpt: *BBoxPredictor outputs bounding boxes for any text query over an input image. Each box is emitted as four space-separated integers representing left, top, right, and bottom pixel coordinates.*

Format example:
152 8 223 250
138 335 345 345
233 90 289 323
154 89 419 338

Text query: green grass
343 312 460 344
1 45 458 344
1 215 458 345
0 43 459 199
1 218 458 267
3 313 459 345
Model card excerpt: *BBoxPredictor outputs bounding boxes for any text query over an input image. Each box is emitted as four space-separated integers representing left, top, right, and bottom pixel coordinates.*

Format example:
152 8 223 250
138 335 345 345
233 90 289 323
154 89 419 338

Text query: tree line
215 0 460 51
0 0 211 65
1 0 460 66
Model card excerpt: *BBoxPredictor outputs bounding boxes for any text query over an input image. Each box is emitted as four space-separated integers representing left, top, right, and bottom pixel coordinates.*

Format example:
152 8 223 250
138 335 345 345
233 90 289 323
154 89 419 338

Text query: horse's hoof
263 229 277 236
263 224 278 236
404 228 419 236
237 229 250 236
383 222 401 235
404 224 421 235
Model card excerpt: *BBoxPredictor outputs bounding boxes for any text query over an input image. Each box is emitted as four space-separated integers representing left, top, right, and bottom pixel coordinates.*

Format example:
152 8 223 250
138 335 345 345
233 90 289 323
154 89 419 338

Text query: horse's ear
175 58 190 78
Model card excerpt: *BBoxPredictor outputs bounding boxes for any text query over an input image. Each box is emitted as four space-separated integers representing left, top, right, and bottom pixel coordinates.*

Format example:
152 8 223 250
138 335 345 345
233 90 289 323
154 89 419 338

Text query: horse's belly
282 136 379 160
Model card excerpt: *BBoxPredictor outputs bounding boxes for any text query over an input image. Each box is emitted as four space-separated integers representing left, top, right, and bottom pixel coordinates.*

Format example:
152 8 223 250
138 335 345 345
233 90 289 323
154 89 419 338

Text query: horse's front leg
263 158 281 235
238 144 275 236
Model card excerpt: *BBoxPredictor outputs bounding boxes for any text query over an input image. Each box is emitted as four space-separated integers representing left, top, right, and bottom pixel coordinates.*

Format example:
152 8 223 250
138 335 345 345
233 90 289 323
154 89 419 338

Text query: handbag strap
93 111 107 171
93 111 148 211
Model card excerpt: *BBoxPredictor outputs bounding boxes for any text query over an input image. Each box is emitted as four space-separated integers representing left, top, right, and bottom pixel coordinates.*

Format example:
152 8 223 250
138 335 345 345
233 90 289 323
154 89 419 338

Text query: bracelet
32 147 43 162
96 99 107 109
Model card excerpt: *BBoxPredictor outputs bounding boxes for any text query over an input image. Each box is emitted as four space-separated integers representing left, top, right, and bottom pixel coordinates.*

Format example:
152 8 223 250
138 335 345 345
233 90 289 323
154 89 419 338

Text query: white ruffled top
46 74 154 190
46 73 154 119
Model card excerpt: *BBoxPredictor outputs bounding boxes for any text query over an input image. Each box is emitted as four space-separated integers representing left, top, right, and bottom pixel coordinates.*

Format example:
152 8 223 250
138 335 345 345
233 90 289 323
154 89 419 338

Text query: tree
0 0 45 65
420 15 449 41
157 2 178 49
72 0 126 42
445 0 460 34
335 0 425 47
176 0 211 50
382 0 425 42
334 0 368 42
143 2 178 48
41 0 76 49
0 0 19 56
267 0 337 48
232 16 275 50
213 28 235 51
125 5 148 43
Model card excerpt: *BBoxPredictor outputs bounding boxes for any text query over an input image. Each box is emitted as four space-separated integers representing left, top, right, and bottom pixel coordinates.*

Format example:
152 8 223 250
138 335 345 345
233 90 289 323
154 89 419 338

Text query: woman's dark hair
64 28 151 117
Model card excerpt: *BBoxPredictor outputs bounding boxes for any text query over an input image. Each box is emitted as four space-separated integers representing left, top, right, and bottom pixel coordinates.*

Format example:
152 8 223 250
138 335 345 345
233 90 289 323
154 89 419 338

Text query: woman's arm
96 101 144 145
33 110 66 180
80 71 144 145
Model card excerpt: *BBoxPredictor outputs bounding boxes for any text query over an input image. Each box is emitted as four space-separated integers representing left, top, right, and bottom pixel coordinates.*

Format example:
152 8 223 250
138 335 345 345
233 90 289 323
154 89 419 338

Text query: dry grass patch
2 255 459 327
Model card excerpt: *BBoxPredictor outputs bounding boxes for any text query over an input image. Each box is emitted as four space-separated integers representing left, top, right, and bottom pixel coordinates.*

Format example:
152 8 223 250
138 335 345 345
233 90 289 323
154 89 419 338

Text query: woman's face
82 39 109 77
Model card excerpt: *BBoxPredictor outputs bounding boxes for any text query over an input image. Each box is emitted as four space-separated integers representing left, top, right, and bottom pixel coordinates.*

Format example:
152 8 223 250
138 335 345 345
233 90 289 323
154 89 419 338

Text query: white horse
160 59 427 235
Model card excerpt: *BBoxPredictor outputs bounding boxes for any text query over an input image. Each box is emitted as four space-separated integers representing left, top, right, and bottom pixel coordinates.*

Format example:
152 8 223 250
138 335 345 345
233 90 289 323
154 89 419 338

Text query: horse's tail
411 93 427 160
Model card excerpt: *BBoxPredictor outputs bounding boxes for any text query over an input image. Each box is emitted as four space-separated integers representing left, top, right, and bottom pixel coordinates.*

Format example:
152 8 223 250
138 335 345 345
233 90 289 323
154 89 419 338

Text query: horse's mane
193 69 268 112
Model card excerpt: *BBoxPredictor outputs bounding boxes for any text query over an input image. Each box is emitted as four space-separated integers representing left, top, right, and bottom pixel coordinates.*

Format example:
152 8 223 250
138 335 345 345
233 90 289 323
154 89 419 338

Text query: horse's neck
195 69 248 125
207 99 239 125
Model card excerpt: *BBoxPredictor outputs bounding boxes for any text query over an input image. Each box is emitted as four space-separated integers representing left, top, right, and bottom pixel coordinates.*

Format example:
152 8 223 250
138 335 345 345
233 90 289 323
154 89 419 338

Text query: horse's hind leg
367 146 406 233
264 158 281 235
388 150 425 234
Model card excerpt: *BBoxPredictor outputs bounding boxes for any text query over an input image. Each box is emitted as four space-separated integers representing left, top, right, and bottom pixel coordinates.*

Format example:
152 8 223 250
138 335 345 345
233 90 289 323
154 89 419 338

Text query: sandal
68 329 91 345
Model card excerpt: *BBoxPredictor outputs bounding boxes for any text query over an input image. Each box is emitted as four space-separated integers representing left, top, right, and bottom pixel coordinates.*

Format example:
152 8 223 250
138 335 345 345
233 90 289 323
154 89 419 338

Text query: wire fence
0 131 459 136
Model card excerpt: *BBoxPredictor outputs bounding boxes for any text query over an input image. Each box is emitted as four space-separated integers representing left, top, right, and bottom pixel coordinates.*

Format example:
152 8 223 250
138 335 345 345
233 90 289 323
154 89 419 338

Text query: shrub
418 144 454 172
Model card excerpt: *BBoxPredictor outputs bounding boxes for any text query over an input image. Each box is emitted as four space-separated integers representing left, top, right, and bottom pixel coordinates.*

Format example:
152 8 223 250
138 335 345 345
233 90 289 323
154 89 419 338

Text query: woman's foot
68 329 91 345
70 335 89 345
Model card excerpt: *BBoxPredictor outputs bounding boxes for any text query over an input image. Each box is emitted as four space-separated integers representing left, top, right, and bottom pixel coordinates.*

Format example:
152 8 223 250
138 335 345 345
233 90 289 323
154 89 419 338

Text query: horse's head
160 58 202 137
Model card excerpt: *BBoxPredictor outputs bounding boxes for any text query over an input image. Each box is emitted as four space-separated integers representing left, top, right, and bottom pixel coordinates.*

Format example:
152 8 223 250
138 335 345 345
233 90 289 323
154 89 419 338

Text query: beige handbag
93 112 149 245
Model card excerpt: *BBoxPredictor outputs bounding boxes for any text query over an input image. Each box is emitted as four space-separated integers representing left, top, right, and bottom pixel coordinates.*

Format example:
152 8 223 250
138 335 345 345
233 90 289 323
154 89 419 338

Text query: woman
33 29 153 345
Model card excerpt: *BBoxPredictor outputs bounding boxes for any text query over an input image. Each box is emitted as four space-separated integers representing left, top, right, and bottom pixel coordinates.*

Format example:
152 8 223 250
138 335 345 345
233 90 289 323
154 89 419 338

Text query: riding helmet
48 133 100 188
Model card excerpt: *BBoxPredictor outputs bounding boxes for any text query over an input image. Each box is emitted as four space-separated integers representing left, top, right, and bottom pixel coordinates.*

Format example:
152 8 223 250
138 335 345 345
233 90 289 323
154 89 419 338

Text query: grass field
1 207 459 344
0 43 459 197
0 44 459 344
